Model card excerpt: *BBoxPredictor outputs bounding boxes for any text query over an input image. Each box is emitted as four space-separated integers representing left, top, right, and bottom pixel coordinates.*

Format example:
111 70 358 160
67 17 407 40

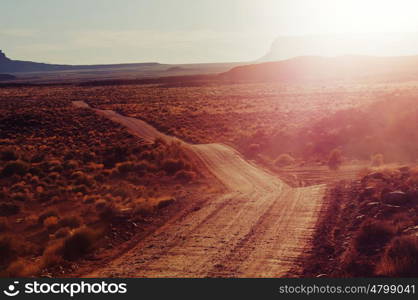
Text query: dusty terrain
303 166 418 277
76 101 326 277
2 79 417 278
0 94 206 277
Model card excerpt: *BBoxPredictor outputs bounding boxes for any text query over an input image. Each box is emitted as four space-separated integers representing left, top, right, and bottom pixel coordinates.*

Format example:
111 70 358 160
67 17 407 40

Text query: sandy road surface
73 101 325 277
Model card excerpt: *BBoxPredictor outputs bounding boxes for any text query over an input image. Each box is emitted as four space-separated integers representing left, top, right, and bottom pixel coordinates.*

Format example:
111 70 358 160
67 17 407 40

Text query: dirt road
73 101 325 277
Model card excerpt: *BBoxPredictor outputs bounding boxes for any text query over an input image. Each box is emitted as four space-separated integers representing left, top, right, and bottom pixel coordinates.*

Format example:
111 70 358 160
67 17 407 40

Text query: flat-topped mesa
0 50 10 62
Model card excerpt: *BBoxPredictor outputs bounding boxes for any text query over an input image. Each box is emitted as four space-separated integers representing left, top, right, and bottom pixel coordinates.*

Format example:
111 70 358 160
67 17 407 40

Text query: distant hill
0 74 16 81
0 50 160 73
220 55 418 82
260 33 418 62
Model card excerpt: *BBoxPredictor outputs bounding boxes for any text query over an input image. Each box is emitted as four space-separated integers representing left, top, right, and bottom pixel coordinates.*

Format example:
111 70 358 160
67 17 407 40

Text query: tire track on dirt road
73 101 325 277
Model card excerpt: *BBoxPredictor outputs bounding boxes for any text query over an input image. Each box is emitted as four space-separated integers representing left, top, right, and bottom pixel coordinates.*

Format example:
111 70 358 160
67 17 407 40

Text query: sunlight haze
2 0 418 64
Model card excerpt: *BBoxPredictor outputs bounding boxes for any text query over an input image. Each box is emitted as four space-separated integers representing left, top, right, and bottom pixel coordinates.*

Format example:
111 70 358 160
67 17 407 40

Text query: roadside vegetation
2 79 418 278
0 94 200 277
4 83 417 167
304 166 418 277
67 83 418 171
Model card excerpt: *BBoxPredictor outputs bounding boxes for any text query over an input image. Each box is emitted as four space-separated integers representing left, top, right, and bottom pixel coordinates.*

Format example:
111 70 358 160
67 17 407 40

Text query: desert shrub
72 184 89 194
174 170 196 182
42 159 63 173
95 199 107 210
38 210 59 225
43 216 59 231
274 153 295 167
153 137 166 147
0 148 18 161
10 182 26 193
35 185 45 194
85 162 104 172
61 227 98 260
406 167 418 188
83 194 96 204
103 146 129 168
11 192 26 202
0 203 20 216
54 227 70 239
37 190 59 203
64 160 78 170
110 186 129 199
74 174 94 186
162 158 186 175
376 235 418 277
48 172 60 180
0 218 9 233
1 160 29 177
0 235 16 266
391 212 416 233
116 161 135 174
30 153 45 163
355 220 394 255
327 148 343 170
139 150 155 161
58 216 81 229
40 241 64 268
93 173 105 182
29 175 39 184
6 258 40 277
341 248 375 277
157 197 175 209
97 203 119 222
357 167 372 178
28 166 43 176
371 153 384 167
166 140 184 157
134 161 155 173
70 170 86 180
247 144 260 157
133 198 154 216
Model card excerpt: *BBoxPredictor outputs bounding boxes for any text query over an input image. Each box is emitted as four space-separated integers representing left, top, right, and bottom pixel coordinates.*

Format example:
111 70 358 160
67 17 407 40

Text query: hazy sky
2 0 418 64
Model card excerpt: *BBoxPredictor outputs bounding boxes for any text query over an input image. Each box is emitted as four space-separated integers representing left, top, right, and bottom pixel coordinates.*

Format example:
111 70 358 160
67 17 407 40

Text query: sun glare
323 0 418 34
262 0 418 35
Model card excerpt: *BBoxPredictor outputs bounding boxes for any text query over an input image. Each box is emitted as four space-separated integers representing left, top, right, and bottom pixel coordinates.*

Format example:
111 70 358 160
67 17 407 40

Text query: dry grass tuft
371 153 384 167
376 235 418 277
327 148 343 170
274 153 295 167
61 227 100 261
355 220 394 255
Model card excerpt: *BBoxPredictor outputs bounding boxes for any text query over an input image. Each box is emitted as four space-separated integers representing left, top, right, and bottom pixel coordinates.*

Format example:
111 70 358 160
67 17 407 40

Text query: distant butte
0 49 160 73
